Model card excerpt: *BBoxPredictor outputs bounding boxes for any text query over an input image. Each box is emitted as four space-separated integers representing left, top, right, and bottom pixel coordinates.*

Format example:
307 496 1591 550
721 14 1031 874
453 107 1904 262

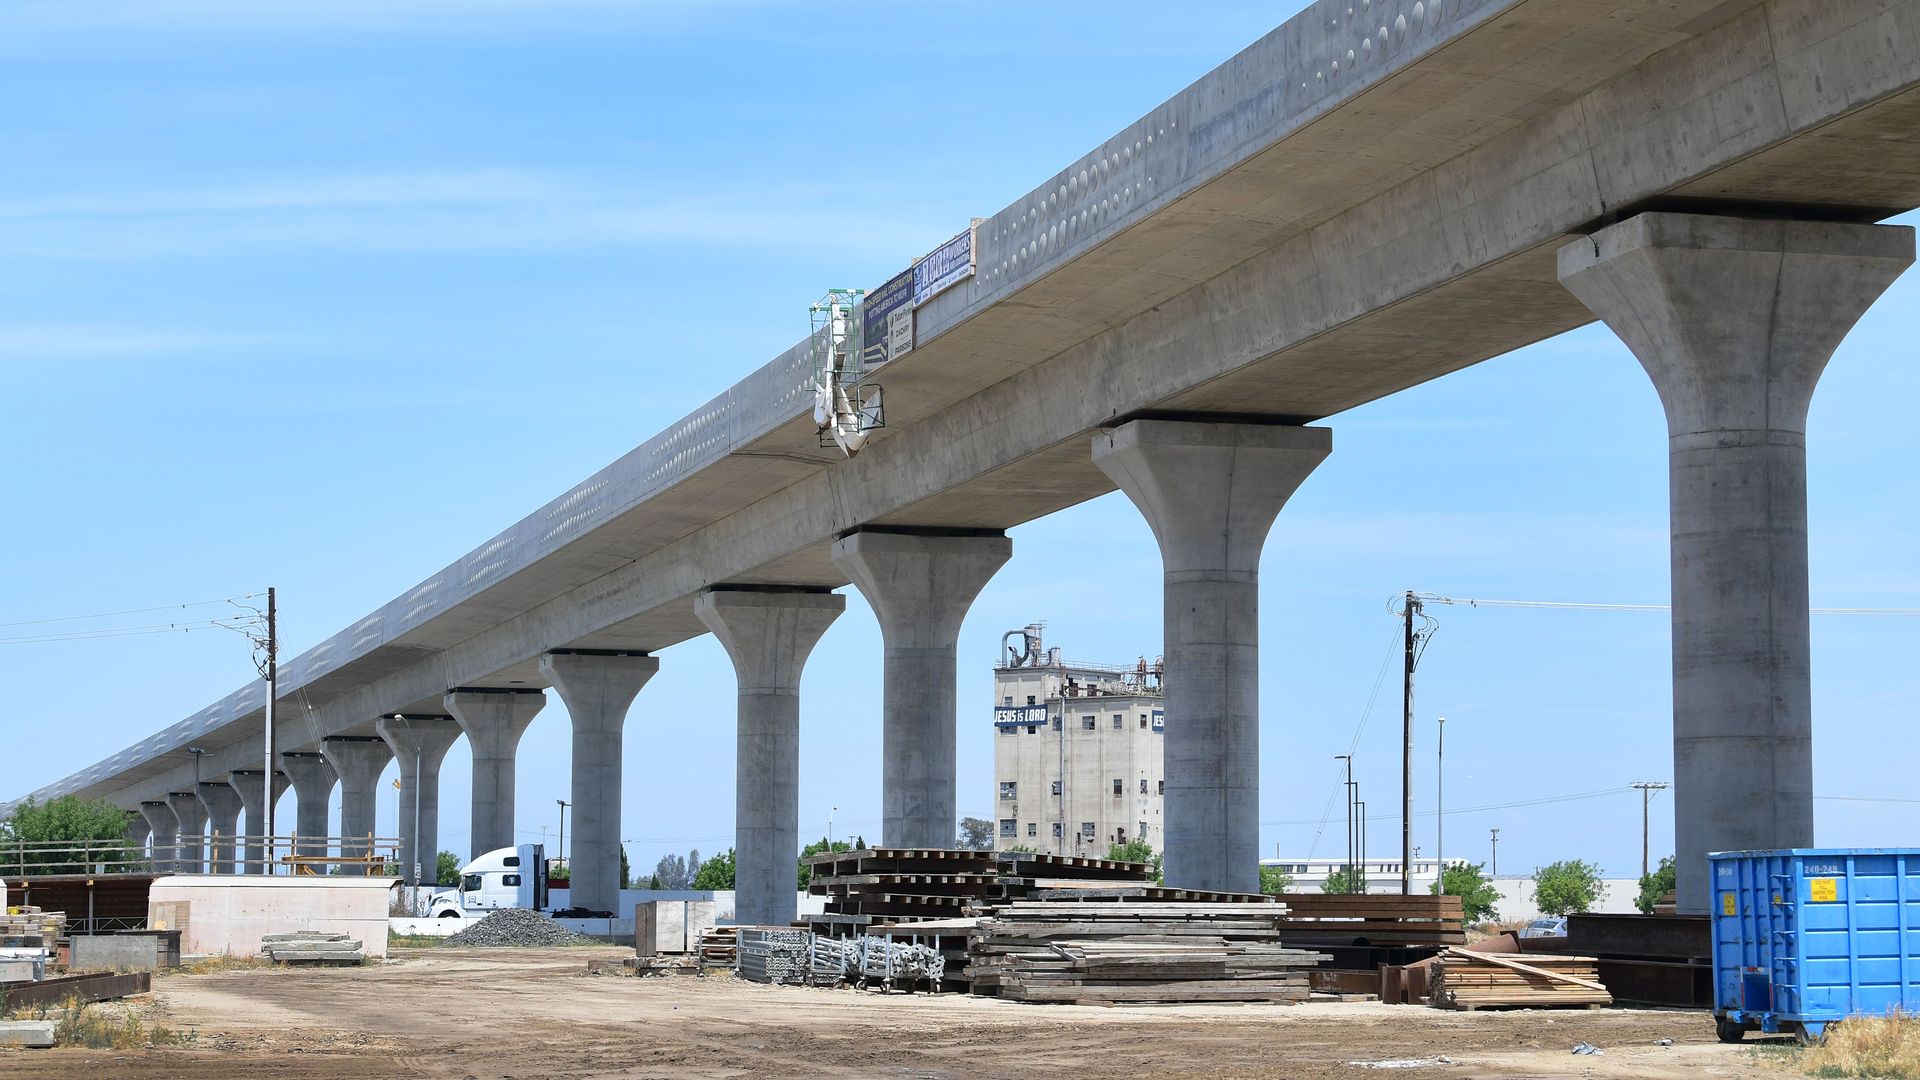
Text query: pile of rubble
262 931 365 965
441 908 593 948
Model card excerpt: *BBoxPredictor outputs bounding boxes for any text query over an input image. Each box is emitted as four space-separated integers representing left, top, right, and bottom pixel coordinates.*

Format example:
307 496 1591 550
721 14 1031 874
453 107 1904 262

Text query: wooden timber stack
1429 949 1612 1010
1273 894 1466 946
969 902 1327 1005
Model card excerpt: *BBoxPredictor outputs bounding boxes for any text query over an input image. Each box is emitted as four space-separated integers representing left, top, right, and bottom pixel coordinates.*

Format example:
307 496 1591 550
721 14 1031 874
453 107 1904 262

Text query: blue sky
3 1 1914 886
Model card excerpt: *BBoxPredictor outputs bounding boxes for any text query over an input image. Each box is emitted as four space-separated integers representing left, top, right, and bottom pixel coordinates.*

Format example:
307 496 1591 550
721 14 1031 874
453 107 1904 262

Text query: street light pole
556 800 570 874
1436 715 1447 887
1490 827 1500 877
1335 754 1354 880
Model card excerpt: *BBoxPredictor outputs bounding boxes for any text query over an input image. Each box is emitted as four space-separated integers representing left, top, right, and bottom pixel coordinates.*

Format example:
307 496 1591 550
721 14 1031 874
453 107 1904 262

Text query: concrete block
635 900 715 956
0 1020 56 1048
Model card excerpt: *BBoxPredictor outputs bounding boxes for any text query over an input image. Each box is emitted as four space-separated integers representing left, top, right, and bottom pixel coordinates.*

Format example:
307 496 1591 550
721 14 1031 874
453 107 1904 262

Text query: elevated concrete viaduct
11 0 1920 915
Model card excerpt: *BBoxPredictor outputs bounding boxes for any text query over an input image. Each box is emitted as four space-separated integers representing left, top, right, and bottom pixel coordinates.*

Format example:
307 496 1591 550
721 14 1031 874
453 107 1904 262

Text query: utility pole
1437 715 1447 888
1400 591 1419 896
1490 827 1500 876
1630 781 1670 878
262 587 277 876
556 799 570 873
1335 755 1354 880
1357 800 1369 893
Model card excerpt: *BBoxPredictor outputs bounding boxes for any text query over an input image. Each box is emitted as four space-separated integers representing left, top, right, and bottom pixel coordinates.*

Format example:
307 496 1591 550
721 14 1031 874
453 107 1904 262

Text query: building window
1138 779 1148 795
1139 821 1148 839
1081 715 1096 730
1112 715 1123 729
999 819 1016 838
999 781 1017 800
1139 715 1148 728
999 725 1016 736
1003 695 1013 706
1050 716 1061 731
1080 822 1096 839
1052 822 1063 838
1026 695 1036 705
1156 780 1164 795
1026 822 1037 837
1026 724 1038 734
1112 778 1123 796
1115 826 1127 843
1050 780 1061 796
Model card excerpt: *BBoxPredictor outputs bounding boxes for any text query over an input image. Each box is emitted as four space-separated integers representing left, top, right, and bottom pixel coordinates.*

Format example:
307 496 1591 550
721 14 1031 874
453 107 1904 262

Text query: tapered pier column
128 815 151 864
1094 419 1331 893
138 801 176 874
832 529 1012 847
197 782 243 875
539 651 659 915
280 752 338 860
229 769 290 874
167 791 208 875
695 588 844 927
377 716 463 885
446 689 547 859
1559 213 1914 913
322 737 393 876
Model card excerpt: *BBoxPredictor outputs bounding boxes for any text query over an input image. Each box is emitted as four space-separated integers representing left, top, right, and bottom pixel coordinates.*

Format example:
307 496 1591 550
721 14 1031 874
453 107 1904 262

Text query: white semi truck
428 843 550 919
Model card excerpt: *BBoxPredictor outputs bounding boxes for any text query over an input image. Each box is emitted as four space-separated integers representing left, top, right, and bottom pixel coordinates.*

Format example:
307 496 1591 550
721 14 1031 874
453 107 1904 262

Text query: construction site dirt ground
4 946 1802 1079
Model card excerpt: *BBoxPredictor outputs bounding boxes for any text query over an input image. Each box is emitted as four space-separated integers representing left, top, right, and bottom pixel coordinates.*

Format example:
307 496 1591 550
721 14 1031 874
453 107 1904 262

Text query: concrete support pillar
197 782 243 875
445 689 547 859
279 751 338 860
229 769 290 874
832 529 1012 847
322 737 393 876
1558 212 1914 912
128 814 150 857
695 588 844 927
135 806 169 872
539 652 660 915
377 716 463 886
1093 419 1331 894
167 791 207 875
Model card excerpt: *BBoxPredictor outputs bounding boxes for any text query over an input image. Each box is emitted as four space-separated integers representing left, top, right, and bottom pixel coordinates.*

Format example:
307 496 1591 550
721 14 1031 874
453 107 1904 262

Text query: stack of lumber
260 931 364 965
969 902 1327 1005
803 848 1001 925
696 925 737 967
1429 948 1612 1010
1273 894 1465 946
0 907 67 948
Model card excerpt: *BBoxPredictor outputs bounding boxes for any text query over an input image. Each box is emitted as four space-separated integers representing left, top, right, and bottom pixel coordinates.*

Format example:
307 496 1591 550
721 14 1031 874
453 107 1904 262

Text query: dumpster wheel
1714 1019 1745 1044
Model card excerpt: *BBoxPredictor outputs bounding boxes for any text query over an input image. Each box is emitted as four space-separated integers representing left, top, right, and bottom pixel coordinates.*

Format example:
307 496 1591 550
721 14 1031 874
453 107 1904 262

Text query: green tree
692 848 736 890
956 817 995 851
646 873 663 890
797 835 865 889
1 796 138 873
619 848 631 890
1259 865 1294 895
1431 862 1501 923
1322 865 1367 894
1635 855 1677 914
435 850 460 886
1105 839 1164 884
1534 859 1605 916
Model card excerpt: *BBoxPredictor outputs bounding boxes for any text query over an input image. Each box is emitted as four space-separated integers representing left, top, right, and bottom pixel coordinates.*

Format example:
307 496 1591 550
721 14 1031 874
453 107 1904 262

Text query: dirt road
3 947 1793 1079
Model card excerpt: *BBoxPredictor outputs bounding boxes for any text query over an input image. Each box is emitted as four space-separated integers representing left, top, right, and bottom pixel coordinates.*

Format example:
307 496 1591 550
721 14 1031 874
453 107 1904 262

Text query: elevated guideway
13 0 1920 888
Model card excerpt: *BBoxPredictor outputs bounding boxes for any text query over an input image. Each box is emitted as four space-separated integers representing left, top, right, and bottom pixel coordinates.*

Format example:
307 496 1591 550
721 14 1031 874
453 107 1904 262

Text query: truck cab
429 844 548 918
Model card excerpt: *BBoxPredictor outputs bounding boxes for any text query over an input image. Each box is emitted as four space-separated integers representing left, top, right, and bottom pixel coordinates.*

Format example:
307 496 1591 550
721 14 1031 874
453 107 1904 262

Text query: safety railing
1 834 403 877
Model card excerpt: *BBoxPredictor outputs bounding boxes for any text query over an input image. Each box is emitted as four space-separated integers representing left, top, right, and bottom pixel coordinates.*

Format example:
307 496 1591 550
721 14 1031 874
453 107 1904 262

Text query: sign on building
861 268 914 366
912 225 976 307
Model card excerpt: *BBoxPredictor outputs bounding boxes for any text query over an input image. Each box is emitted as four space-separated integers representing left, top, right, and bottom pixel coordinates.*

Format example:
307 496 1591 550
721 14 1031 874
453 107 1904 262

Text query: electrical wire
1418 593 1920 616
0 615 260 646
0 593 266 629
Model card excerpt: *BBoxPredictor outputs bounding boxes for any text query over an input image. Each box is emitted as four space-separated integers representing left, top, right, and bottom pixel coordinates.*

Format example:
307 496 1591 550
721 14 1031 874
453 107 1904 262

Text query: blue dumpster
1710 848 1920 1044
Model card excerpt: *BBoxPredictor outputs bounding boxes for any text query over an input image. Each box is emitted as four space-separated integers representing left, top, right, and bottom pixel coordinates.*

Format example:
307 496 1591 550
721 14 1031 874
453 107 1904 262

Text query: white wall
1491 877 1642 922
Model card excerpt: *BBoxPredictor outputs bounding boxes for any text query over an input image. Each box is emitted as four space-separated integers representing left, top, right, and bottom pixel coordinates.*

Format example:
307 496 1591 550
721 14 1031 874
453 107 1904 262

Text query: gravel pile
441 908 595 948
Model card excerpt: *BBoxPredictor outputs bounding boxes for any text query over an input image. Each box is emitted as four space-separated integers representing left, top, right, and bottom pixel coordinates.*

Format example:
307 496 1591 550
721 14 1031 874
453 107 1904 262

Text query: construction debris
969 902 1327 1005
1429 949 1612 1010
262 931 364 965
0 1019 56 1048
441 909 593 948
697 925 737 967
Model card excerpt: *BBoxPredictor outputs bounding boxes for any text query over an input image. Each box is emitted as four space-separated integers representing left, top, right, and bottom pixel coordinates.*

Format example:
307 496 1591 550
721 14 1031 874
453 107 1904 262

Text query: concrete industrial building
7 0 1920 924
993 626 1165 855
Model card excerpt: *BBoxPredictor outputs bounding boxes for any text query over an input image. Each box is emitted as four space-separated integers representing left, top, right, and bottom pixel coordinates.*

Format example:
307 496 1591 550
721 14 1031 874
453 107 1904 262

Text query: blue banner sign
994 704 1048 729
912 227 975 306
861 268 914 366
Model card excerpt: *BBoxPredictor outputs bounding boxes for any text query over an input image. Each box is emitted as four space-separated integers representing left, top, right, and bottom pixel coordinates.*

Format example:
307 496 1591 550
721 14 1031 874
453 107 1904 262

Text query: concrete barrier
148 875 397 958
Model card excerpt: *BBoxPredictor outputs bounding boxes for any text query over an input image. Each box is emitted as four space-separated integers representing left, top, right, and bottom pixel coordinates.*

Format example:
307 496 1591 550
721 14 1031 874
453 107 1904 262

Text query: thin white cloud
0 170 961 262
0 324 254 362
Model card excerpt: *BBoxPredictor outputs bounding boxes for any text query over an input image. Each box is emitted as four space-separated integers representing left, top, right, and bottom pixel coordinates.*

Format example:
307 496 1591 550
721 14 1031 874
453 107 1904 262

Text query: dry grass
387 932 449 949
1800 1010 1920 1078
177 953 273 975
4 995 182 1049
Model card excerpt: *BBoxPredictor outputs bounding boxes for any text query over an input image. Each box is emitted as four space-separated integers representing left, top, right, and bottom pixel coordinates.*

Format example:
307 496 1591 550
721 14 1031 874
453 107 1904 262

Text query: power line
0 593 266 629
1417 593 1920 616
0 614 261 646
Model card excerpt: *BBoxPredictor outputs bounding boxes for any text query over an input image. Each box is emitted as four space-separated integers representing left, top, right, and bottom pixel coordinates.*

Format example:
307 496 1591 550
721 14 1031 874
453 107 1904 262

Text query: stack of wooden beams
1273 894 1466 946
969 902 1327 1005
696 925 737 967
804 848 1000 927
1429 949 1612 1010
